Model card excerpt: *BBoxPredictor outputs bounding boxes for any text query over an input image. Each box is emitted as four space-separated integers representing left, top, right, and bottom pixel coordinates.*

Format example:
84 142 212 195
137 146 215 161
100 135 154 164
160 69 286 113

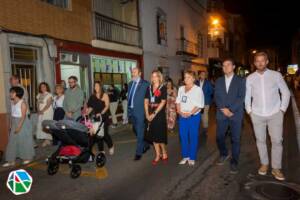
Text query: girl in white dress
36 82 53 147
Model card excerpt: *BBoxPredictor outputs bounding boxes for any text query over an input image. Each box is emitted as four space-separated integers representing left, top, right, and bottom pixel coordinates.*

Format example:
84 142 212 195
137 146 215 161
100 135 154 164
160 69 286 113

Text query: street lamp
212 18 220 25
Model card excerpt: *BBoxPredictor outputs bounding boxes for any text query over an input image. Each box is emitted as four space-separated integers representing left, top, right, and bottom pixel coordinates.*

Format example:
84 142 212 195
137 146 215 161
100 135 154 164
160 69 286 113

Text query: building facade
0 0 142 151
139 0 208 84
206 0 247 77
291 30 300 68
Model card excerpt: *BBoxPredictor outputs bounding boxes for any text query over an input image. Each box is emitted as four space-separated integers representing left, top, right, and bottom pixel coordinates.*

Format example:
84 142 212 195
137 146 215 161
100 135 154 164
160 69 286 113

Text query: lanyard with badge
149 84 163 103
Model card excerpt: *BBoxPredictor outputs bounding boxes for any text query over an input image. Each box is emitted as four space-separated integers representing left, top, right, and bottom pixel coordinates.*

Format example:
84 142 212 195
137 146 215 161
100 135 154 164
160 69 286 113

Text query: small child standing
2 87 35 167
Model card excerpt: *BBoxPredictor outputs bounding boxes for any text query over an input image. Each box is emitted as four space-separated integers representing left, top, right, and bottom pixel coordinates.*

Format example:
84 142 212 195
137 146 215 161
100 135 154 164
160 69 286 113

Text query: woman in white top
176 70 204 166
36 82 53 147
52 84 65 145
2 87 35 167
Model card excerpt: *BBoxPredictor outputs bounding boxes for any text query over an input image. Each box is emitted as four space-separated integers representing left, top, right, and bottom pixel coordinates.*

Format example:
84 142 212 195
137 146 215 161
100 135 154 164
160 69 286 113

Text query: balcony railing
94 13 142 47
176 38 199 57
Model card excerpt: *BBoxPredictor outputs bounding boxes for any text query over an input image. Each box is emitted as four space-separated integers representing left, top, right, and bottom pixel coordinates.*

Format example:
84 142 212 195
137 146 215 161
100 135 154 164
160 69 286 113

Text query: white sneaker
122 120 128 125
188 160 195 166
109 146 115 155
2 162 15 168
178 158 189 165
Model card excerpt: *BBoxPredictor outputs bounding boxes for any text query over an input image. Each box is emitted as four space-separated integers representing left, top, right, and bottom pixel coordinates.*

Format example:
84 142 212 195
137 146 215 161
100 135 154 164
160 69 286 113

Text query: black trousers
53 108 65 145
95 122 113 151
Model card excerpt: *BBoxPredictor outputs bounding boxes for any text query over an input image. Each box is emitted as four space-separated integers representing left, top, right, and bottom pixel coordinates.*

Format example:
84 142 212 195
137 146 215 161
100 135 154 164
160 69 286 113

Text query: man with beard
63 76 84 120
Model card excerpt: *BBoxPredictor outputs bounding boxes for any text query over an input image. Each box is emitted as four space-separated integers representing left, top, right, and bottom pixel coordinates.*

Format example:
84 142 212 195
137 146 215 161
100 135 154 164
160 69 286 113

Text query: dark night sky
224 0 300 64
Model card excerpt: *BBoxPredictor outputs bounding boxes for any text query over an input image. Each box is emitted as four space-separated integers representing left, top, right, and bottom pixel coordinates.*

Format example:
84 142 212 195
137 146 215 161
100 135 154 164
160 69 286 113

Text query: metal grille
10 47 38 112
94 13 141 47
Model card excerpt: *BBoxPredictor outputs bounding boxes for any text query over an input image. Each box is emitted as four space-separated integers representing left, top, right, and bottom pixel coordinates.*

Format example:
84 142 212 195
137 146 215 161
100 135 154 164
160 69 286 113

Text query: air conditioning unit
60 53 79 64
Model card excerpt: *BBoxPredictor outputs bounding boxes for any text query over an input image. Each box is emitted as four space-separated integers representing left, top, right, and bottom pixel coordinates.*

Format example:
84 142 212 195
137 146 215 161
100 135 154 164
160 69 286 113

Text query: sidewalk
0 123 132 173
294 89 300 110
291 89 300 151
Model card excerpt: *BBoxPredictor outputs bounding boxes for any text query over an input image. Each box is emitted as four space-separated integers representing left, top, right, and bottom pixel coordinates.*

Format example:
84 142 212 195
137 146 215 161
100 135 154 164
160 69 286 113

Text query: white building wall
0 33 56 131
140 0 208 83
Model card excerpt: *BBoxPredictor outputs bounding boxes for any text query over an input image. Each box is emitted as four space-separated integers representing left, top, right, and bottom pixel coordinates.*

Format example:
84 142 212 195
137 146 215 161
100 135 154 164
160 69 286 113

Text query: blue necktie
128 81 137 108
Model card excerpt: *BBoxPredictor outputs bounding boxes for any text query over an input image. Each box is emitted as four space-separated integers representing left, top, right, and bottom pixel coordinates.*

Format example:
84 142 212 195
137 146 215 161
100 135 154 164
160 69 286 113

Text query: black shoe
230 164 239 174
143 146 150 154
134 155 142 161
216 155 230 166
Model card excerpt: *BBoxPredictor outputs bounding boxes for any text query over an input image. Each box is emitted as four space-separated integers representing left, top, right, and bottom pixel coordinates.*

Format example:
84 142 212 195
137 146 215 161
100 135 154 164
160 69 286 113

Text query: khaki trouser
201 105 210 129
110 102 118 125
250 111 284 169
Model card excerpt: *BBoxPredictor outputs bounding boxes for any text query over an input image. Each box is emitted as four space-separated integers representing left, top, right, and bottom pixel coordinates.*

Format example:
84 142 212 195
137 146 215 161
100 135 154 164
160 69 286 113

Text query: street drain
252 182 300 200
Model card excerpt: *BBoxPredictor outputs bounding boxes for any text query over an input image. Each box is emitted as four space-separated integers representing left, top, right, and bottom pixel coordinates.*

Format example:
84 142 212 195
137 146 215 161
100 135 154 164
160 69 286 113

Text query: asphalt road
0 105 299 200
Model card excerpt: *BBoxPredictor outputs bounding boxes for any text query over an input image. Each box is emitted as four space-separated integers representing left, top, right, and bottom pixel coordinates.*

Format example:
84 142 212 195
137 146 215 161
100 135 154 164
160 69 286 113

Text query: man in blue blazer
128 67 150 161
214 58 246 174
196 71 214 134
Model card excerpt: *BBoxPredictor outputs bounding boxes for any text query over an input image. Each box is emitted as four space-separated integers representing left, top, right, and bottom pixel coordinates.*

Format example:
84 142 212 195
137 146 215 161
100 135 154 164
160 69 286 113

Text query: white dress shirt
225 74 234 93
199 80 204 89
176 85 204 115
245 69 290 117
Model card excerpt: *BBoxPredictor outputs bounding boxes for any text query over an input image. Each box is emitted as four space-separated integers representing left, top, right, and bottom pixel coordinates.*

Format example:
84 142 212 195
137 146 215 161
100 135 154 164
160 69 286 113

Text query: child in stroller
42 115 106 178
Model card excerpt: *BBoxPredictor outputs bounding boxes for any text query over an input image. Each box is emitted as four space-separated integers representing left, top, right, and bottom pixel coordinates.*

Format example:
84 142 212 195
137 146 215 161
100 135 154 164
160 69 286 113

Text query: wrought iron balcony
176 38 199 57
94 12 142 47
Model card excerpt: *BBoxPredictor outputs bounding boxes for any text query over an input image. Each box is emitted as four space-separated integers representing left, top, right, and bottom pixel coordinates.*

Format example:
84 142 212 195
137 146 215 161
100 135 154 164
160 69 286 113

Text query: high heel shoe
162 155 168 164
152 158 160 165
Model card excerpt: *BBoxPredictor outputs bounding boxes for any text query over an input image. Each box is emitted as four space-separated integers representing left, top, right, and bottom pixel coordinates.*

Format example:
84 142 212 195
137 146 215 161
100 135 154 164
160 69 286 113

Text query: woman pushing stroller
85 81 115 155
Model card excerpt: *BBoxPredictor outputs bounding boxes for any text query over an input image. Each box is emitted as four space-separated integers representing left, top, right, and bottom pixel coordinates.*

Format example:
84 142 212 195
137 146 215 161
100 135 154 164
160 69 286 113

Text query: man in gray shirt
63 76 84 120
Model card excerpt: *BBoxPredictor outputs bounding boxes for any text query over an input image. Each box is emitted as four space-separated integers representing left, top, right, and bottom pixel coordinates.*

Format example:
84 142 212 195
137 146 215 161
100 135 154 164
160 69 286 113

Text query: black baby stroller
42 115 106 178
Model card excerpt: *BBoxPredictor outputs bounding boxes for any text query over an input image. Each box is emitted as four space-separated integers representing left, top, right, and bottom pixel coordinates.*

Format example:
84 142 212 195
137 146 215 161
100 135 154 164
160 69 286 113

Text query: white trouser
251 111 284 169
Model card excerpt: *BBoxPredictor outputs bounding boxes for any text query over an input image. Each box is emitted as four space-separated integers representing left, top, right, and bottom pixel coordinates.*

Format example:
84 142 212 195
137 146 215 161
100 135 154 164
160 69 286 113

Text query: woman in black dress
144 69 168 165
86 81 114 155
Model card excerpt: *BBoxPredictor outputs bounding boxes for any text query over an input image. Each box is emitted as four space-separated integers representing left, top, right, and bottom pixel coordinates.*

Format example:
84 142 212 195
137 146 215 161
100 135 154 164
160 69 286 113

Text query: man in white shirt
245 51 290 181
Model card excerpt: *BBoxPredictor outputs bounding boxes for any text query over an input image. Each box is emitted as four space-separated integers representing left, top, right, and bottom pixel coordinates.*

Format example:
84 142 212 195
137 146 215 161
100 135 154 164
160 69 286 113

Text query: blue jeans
216 118 242 165
179 113 201 160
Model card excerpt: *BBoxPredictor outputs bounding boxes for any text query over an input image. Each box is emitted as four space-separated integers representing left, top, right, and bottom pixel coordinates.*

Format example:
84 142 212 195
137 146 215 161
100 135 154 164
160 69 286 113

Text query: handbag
93 121 104 138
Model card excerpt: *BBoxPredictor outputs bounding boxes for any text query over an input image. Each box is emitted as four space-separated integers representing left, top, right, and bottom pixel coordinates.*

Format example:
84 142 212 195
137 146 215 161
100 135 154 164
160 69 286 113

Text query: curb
291 91 300 151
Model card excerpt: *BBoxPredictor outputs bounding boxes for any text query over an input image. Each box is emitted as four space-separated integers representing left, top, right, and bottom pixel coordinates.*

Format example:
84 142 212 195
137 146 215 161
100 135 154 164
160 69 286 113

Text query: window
41 0 70 9
198 33 204 57
91 55 137 90
10 46 39 112
156 8 167 45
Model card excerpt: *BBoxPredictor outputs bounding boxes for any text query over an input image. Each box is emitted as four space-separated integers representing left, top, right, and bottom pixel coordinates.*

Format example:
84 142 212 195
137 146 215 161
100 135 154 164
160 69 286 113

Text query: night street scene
0 0 300 199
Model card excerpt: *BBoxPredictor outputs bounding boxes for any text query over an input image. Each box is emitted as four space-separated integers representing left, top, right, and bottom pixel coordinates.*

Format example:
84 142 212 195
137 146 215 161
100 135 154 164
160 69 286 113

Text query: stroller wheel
96 152 106 168
70 165 81 179
47 160 59 175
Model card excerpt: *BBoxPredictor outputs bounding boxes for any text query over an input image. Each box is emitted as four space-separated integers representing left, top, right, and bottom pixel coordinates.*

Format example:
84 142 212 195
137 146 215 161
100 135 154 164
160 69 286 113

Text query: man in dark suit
196 71 214 134
128 67 150 161
214 58 246 174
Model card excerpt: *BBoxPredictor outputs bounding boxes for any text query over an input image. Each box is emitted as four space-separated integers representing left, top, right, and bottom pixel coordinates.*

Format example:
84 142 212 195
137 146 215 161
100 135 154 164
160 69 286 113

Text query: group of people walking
127 51 290 181
2 51 291 181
